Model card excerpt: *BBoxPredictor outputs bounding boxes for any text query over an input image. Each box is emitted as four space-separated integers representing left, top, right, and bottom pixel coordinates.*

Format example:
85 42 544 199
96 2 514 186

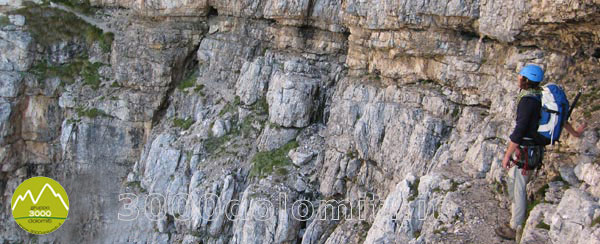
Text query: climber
494 64 587 241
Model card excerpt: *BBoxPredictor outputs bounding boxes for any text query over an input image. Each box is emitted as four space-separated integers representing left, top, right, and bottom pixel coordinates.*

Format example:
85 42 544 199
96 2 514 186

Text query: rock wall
1 0 599 243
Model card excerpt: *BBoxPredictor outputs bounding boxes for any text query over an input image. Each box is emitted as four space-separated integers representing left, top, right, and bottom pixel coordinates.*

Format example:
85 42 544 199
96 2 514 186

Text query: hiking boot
495 225 516 240
516 225 523 243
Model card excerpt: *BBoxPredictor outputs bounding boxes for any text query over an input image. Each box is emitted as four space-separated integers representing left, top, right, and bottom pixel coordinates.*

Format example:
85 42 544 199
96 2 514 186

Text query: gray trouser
507 166 530 229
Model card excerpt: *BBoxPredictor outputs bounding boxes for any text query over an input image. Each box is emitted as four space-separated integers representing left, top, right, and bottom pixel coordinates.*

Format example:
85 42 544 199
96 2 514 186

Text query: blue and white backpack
536 83 570 145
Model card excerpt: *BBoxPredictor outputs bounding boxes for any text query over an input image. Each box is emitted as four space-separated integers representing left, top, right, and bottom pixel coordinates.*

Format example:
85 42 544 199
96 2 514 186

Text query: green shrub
407 178 420 202
451 107 461 119
535 183 549 199
31 59 103 89
0 15 10 27
536 221 550 230
592 216 600 227
203 115 261 154
125 181 146 193
85 27 114 53
525 199 543 221
433 226 447 234
76 107 108 118
193 84 204 93
81 61 103 89
345 150 357 159
449 180 459 192
591 104 600 113
581 86 600 119
66 118 81 124
31 61 79 84
178 71 198 90
251 96 269 114
218 96 241 116
249 140 299 178
50 0 96 15
11 4 112 53
99 32 114 53
173 117 195 130
274 167 288 176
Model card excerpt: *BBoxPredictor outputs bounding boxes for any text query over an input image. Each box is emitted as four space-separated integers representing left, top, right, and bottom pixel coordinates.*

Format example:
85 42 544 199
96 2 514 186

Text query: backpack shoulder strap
518 89 542 102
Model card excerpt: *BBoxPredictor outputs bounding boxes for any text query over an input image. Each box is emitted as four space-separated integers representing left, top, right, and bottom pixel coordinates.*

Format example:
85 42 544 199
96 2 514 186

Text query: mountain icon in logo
11 176 70 235
12 183 69 211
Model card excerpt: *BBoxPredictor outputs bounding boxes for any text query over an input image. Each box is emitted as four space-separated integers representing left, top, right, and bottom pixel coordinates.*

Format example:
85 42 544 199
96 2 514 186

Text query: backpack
514 84 570 172
535 83 570 145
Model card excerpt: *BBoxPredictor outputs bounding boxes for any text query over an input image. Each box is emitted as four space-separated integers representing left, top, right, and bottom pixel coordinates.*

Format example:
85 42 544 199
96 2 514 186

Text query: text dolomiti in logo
11 176 69 235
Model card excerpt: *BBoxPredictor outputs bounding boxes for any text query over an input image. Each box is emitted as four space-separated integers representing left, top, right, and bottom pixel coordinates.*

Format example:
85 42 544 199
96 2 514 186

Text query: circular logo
11 176 69 235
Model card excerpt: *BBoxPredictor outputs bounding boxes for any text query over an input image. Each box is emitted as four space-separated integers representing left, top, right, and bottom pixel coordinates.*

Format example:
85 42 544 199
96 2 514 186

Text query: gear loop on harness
522 146 529 176
510 141 544 176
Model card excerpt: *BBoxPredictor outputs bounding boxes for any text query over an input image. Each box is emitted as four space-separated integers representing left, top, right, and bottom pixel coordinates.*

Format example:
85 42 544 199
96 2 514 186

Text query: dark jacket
509 95 548 145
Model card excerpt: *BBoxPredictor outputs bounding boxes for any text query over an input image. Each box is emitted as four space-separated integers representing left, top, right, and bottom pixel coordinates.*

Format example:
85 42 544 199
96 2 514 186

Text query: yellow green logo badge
11 176 69 235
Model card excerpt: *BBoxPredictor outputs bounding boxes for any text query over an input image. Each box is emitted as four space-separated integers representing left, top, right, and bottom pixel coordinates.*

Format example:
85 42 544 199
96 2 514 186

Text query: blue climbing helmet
519 64 544 83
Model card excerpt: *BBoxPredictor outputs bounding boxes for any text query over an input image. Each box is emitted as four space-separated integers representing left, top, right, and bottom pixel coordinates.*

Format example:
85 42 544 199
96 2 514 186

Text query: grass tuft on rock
251 96 269 114
173 117 195 130
50 0 96 15
592 216 600 227
449 180 459 192
219 96 241 116
581 86 600 119
525 199 543 221
407 178 420 202
81 61 103 89
97 31 114 53
125 181 147 193
536 221 551 230
178 71 198 90
194 84 204 93
433 226 447 234
345 150 358 159
31 61 79 85
249 140 299 179
204 115 262 154
535 183 550 199
31 59 104 89
0 15 9 27
11 3 113 53
76 107 108 118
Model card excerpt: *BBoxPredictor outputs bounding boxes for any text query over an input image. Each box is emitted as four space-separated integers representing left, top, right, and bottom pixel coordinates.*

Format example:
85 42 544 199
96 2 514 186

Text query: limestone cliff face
1 0 599 243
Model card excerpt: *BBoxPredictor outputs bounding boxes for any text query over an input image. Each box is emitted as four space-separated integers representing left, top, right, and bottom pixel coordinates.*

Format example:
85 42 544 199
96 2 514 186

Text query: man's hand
575 122 587 137
502 141 519 169
502 156 512 169
565 121 587 138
